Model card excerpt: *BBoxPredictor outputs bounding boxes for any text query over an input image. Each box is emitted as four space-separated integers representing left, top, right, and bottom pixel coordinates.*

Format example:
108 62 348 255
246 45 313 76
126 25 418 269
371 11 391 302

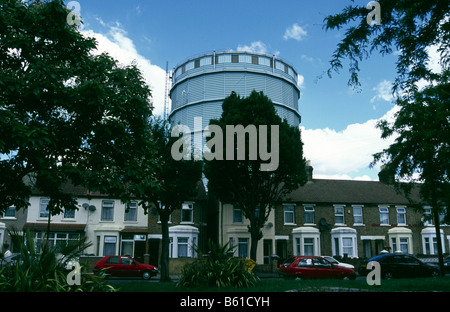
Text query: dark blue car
359 253 440 279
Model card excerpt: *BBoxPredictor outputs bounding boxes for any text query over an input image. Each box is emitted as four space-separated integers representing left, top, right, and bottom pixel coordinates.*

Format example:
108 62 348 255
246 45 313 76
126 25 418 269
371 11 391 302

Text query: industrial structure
168 50 302 131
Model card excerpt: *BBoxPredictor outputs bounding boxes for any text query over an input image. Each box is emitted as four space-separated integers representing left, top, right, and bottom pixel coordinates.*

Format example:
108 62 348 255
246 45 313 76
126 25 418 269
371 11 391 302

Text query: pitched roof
283 179 422 205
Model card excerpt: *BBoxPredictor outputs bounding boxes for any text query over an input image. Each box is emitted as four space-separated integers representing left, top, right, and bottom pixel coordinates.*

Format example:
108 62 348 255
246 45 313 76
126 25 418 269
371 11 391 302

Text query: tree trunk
159 210 171 282
432 203 445 277
249 217 262 261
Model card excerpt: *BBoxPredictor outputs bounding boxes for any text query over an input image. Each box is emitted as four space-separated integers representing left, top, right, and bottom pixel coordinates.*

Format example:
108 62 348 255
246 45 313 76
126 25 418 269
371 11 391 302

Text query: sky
72 0 406 181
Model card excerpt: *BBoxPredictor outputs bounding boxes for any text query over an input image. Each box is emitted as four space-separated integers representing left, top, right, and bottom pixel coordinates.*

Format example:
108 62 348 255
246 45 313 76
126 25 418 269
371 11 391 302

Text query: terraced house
218 166 449 265
0 182 208 270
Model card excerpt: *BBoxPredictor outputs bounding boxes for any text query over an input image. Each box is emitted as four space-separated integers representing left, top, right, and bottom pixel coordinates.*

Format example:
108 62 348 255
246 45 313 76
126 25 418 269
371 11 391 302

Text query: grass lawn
109 276 450 292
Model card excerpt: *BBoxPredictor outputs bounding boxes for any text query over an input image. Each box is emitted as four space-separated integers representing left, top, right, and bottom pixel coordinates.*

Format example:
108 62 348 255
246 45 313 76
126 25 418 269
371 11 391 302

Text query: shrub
0 230 115 292
177 240 259 289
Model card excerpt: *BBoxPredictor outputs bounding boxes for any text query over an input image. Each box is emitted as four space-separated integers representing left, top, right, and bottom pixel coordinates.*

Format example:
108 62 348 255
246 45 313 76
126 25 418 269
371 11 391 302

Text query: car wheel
383 271 393 280
142 270 152 280
431 270 440 278
295 274 303 281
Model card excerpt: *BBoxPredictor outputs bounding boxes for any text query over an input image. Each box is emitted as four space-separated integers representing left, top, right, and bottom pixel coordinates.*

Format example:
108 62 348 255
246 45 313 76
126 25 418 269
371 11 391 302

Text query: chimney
378 164 395 184
306 160 313 182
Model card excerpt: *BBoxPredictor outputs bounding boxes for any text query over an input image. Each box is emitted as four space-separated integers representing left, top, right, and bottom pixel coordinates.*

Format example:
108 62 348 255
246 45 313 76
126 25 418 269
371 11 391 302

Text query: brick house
1 181 208 270
218 168 449 265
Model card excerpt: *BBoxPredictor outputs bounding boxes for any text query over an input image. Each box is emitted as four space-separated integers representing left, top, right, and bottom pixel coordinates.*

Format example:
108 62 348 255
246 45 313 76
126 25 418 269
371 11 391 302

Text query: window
177 237 189 258
379 207 389 225
121 233 134 256
35 232 80 253
194 59 200 68
297 258 313 267
397 207 406 225
421 227 446 255
283 205 295 224
251 55 259 65
303 238 314 256
238 238 249 258
181 203 194 223
233 206 243 223
423 206 448 226
101 200 114 221
423 207 432 226
124 201 137 221
2 206 16 218
40 198 50 218
304 205 315 224
103 236 117 256
399 238 409 253
63 208 75 219
231 54 239 63
105 256 120 264
331 227 358 258
352 205 363 225
334 205 345 225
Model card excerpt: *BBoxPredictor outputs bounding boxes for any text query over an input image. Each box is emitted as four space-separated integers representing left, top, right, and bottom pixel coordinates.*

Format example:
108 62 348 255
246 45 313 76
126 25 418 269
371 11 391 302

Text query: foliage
0 0 156 215
177 241 259 289
0 230 115 292
204 90 307 260
324 0 449 274
131 117 203 282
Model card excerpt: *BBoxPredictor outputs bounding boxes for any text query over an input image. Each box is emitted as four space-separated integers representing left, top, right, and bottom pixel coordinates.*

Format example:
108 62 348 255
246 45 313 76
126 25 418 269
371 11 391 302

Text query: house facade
218 174 449 264
1 182 207 268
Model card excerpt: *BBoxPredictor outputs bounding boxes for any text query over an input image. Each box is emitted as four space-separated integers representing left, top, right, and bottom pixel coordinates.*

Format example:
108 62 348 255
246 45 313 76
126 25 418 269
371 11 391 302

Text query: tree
0 0 155 222
324 0 449 275
132 117 203 282
204 91 308 261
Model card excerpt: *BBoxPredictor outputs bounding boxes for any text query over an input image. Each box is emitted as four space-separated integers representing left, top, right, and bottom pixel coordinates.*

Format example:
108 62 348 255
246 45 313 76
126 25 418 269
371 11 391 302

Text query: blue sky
73 0 403 181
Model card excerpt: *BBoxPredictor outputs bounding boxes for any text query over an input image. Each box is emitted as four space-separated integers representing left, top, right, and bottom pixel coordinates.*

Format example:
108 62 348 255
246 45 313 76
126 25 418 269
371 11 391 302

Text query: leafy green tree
0 0 155 221
132 117 203 282
204 91 308 261
324 0 449 275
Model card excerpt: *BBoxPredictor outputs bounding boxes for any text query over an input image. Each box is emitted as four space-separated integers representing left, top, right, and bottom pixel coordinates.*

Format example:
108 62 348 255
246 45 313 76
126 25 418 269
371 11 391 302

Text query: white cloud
370 80 395 104
301 105 399 180
283 23 307 41
82 22 167 116
237 41 268 54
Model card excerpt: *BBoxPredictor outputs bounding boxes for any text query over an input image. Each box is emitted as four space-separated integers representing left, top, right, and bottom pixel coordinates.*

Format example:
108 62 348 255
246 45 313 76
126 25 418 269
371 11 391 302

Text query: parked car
358 253 440 279
444 256 450 273
93 255 158 280
322 256 355 269
0 253 23 267
278 256 356 280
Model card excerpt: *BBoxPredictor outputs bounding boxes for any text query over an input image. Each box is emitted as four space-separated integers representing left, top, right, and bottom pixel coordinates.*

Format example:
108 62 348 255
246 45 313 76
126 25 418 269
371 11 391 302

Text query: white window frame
334 205 345 225
396 206 407 225
181 202 194 224
379 206 390 225
303 205 315 225
238 237 249 258
40 198 50 218
63 207 76 220
283 204 295 225
124 201 138 222
331 228 358 258
101 200 114 221
352 205 364 225
233 206 243 223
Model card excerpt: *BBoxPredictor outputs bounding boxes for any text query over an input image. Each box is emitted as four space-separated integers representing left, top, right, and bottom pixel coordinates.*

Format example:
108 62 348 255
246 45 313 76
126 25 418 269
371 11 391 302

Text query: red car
93 255 158 280
279 256 356 280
